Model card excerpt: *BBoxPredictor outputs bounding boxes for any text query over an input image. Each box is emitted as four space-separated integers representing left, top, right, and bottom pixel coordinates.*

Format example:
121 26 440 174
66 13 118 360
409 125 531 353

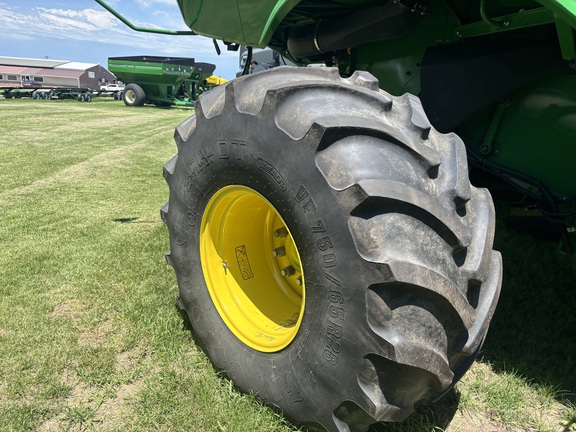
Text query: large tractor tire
123 83 146 106
162 66 502 432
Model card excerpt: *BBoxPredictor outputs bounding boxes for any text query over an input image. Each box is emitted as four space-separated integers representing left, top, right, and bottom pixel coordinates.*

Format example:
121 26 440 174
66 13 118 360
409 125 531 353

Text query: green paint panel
177 0 300 46
177 0 244 43
238 0 301 46
458 75 576 199
353 0 459 96
537 0 576 28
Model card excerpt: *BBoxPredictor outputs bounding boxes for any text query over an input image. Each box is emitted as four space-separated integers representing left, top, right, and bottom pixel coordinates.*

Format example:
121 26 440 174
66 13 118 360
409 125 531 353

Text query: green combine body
178 0 576 234
108 55 215 106
97 1 575 431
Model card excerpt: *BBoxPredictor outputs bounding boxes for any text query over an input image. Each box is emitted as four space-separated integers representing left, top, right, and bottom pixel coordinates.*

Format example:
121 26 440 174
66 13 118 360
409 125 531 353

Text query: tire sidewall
169 106 370 422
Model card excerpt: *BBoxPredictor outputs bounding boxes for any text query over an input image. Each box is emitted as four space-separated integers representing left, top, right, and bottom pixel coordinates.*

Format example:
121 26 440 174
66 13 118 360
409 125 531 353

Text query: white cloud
0 1 239 78
37 8 107 32
1 5 210 52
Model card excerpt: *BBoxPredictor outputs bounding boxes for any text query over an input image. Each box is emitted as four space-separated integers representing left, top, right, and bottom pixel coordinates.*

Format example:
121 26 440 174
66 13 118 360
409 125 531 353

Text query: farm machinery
107 55 216 107
1 86 94 101
97 0 575 431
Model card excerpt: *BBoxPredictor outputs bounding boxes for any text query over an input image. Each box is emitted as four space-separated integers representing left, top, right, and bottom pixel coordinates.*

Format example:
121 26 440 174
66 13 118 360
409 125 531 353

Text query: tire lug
272 247 286 257
274 228 288 238
281 266 295 277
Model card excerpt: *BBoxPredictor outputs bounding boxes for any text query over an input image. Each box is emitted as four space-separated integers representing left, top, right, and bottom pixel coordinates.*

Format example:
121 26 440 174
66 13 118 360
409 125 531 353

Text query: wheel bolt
274 228 288 238
281 266 295 277
272 247 286 257
296 276 302 286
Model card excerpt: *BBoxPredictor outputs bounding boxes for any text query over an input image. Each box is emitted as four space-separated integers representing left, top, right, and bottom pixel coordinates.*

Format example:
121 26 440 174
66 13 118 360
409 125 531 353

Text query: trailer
1 87 40 99
49 87 94 102
1 86 94 102
107 55 216 107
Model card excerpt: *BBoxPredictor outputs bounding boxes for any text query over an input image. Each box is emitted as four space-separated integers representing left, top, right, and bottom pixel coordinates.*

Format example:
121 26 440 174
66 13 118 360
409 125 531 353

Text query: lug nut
296 276 303 286
281 266 295 277
272 247 286 257
274 228 288 238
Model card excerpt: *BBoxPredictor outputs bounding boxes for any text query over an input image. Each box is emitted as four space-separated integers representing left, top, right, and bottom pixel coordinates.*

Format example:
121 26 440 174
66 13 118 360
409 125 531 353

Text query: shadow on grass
113 217 161 224
482 223 576 400
113 217 139 223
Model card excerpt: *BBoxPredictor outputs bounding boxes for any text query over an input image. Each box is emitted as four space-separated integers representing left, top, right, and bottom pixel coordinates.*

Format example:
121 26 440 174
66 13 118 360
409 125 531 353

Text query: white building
0 56 118 89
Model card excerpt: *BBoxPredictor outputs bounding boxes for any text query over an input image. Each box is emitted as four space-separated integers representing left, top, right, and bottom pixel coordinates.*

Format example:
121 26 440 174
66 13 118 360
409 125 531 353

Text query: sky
0 0 241 80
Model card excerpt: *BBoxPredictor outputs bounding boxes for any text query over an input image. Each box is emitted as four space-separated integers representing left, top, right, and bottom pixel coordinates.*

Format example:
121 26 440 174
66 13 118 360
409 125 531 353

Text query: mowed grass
0 98 293 432
0 97 575 432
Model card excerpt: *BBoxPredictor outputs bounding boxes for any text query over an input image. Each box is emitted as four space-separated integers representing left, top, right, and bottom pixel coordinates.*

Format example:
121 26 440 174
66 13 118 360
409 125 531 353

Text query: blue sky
0 0 240 79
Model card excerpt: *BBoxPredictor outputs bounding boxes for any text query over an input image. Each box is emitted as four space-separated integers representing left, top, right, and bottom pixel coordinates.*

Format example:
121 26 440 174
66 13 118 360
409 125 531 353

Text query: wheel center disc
200 185 305 352
125 90 135 103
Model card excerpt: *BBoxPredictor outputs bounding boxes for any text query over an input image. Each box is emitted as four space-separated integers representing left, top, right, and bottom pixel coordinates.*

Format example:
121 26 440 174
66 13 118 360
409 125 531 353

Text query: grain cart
107 55 216 106
97 0 576 431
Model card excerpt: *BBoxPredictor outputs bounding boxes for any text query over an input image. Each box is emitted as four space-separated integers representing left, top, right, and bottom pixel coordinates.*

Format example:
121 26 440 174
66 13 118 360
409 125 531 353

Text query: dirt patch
115 346 146 373
51 299 86 319
95 380 144 430
37 380 144 431
77 320 119 348
37 352 145 431
37 418 61 432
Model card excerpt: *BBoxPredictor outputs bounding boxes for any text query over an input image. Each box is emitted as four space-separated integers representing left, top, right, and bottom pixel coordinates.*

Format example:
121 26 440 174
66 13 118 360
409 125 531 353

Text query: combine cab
108 55 216 107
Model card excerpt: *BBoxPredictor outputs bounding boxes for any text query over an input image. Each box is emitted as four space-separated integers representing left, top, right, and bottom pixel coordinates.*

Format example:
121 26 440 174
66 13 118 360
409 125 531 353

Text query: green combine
108 55 215 106
97 1 575 431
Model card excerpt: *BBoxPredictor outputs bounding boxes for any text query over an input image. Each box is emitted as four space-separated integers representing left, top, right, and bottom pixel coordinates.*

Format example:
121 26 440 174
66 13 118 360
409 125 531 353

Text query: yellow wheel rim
200 185 305 352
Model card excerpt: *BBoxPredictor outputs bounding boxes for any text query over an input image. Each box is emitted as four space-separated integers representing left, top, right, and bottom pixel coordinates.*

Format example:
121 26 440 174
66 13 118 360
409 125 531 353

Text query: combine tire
123 83 145 106
162 66 502 432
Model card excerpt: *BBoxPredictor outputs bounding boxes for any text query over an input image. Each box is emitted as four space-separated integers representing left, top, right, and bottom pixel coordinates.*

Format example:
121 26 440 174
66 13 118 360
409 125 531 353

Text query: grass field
0 97 575 432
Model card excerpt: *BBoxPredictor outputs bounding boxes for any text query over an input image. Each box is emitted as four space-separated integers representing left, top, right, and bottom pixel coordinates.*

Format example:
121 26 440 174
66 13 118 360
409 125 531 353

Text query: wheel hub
125 89 135 103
